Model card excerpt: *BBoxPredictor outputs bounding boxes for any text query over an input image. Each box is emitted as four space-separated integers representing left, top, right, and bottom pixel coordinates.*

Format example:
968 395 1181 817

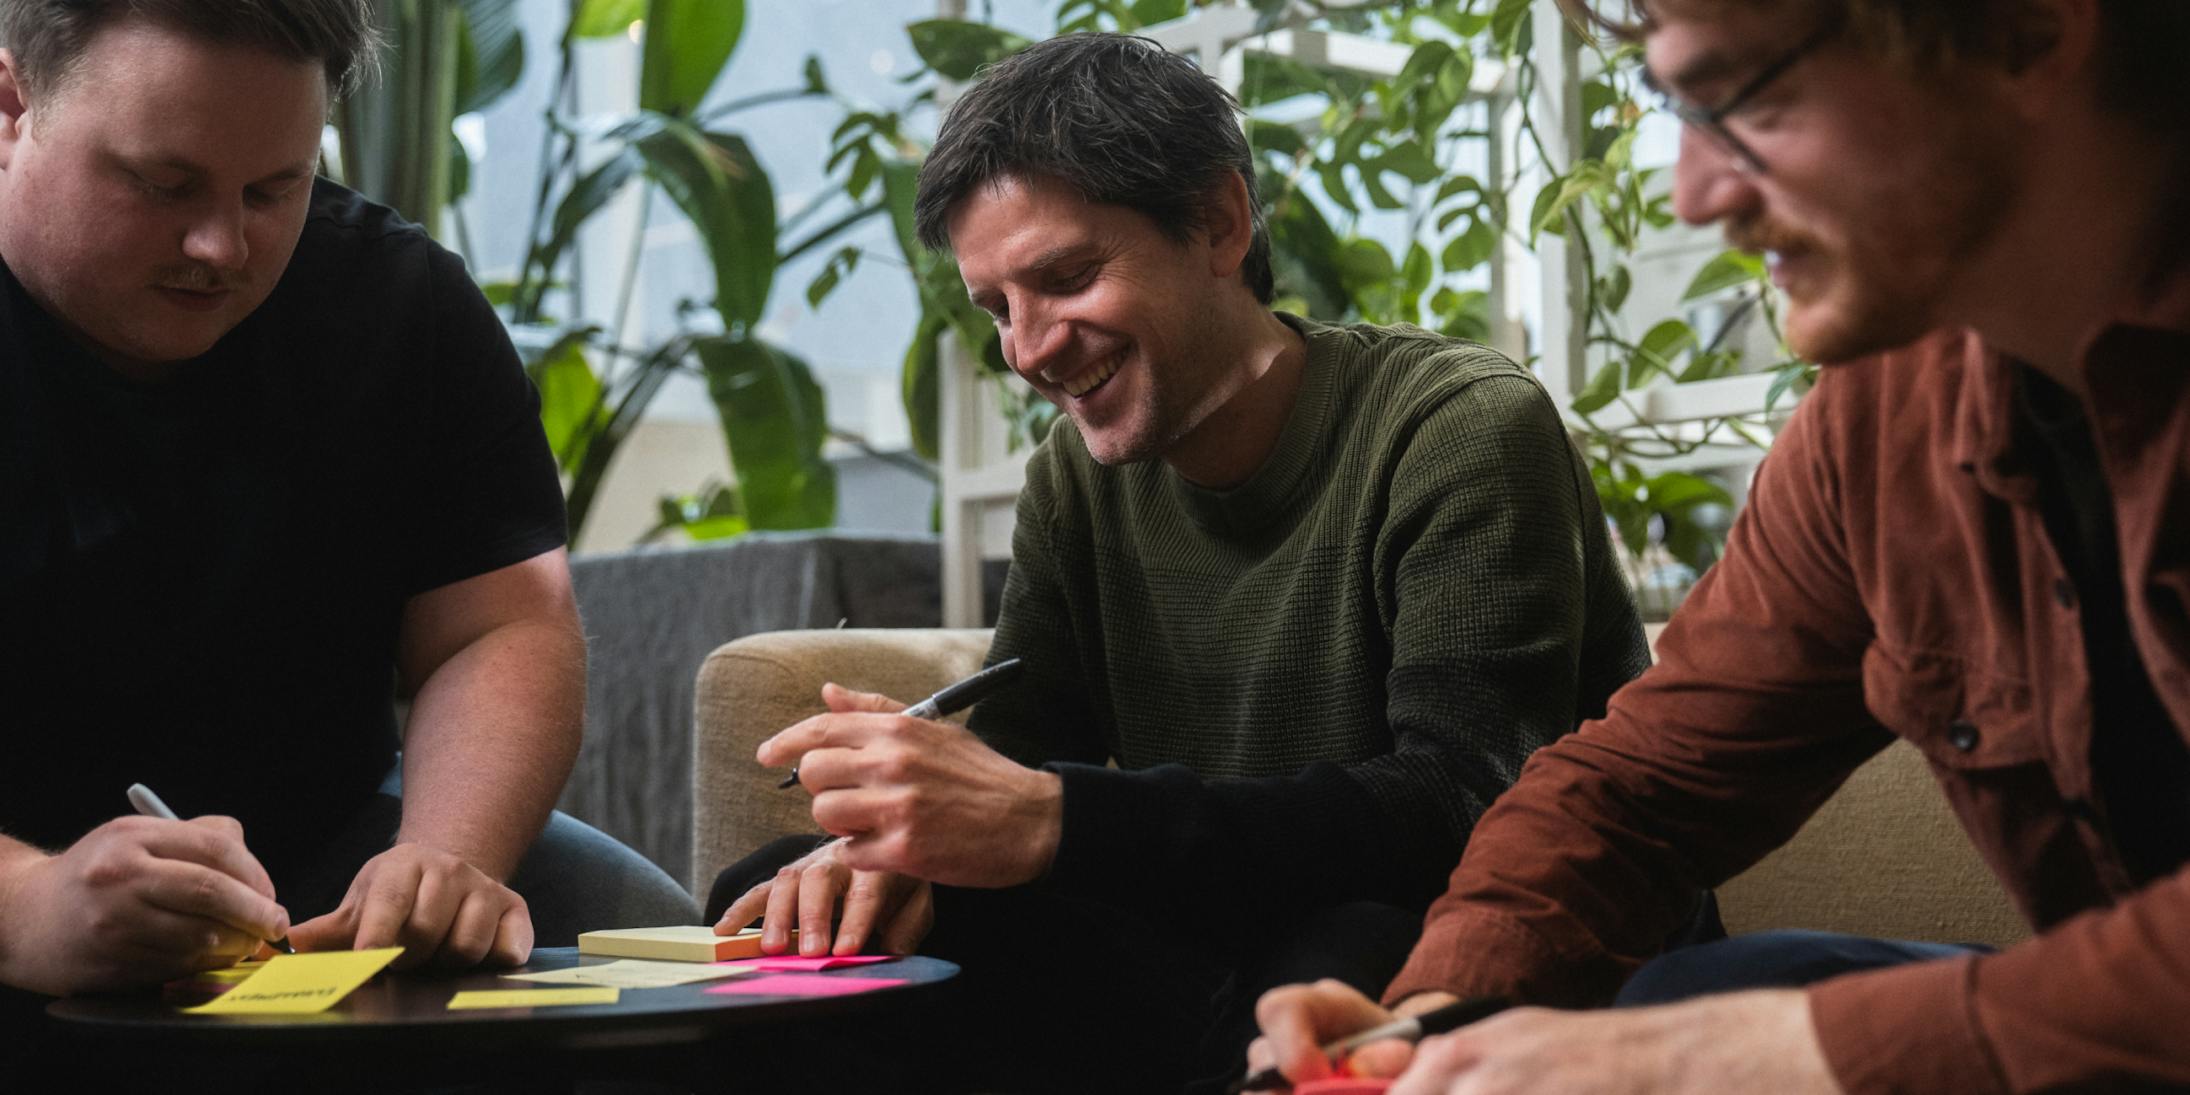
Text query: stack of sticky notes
575 925 785 962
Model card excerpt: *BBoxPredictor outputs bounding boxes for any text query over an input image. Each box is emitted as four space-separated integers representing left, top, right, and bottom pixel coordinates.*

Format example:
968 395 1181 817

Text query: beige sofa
691 627 2028 949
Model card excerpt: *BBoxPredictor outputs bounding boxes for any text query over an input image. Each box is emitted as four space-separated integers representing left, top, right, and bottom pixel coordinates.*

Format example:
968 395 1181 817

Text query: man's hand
713 838 933 957
288 843 530 971
760 682 1063 889
0 817 287 995
1249 981 1447 1084
1254 983 1841 1094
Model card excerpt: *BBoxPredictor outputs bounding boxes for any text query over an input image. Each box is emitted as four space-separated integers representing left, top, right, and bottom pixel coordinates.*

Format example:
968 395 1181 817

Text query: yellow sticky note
183 948 403 1015
446 987 619 1010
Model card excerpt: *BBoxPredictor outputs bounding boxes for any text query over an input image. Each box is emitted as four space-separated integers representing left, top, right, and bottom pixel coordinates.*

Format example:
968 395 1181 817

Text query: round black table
47 948 959 1092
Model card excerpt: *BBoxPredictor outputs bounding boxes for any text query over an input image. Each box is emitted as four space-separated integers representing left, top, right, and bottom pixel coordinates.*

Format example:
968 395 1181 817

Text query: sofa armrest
690 628 993 889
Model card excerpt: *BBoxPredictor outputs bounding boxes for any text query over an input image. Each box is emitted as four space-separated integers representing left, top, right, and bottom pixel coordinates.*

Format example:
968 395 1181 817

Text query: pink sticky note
750 955 898 972
705 974 909 998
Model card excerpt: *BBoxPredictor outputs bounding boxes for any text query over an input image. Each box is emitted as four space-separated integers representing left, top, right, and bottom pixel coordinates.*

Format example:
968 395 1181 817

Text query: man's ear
0 49 28 171
1201 170 1256 282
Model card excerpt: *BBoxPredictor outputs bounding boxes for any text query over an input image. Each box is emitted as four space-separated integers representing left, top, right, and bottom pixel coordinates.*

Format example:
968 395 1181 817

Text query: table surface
47 947 959 1052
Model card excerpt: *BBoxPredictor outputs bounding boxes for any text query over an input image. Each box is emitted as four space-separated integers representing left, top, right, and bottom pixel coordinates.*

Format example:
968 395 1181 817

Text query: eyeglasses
1648 21 1840 175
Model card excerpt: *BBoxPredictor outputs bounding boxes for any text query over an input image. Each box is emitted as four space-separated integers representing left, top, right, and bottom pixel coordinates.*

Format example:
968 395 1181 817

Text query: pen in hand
126 782 296 955
1231 995 1512 1092
777 658 1027 789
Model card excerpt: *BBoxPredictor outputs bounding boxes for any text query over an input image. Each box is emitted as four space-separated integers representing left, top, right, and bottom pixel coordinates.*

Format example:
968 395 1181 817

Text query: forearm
0 835 48 981
398 617 584 880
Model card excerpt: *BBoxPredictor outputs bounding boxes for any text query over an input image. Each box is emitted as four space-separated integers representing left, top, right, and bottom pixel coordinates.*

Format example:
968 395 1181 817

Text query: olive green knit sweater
967 313 1648 925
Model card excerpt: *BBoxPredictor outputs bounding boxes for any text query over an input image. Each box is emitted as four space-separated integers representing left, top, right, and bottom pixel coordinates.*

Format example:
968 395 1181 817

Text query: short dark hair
1561 0 2190 141
0 0 381 103
915 32 1274 304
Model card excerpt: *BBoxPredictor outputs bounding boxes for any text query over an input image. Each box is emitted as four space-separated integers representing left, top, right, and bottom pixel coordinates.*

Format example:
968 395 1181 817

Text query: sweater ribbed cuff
1809 954 2005 1095
1041 762 1167 897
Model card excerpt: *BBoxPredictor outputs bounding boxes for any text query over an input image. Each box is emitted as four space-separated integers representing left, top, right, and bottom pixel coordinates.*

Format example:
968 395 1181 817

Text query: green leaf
805 245 861 308
1440 218 1496 273
1601 265 1632 312
1641 470 1733 512
1402 242 1434 297
569 0 644 40
454 0 525 116
905 19 1031 81
802 55 829 95
1336 238 1396 290
523 149 640 317
1249 119 1308 158
1392 40 1453 98
1130 0 1188 25
902 310 946 462
1490 0 1532 56
639 0 744 116
1376 139 1442 185
1571 359 1625 416
1530 163 1610 242
1765 361 1817 411
1636 318 1697 376
1681 249 1766 302
696 337 837 530
526 333 604 470
633 120 778 330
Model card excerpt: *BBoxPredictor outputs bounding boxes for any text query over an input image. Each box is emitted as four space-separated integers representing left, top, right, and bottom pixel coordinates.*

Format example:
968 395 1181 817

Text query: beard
1736 114 2020 365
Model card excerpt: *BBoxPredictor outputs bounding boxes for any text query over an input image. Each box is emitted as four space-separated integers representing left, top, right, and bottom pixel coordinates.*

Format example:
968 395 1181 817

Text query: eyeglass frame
1644 19 1842 175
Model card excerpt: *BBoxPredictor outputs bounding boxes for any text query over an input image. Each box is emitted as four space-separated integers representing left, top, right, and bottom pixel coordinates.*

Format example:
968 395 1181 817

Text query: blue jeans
270 765 699 946
1615 929 1985 1006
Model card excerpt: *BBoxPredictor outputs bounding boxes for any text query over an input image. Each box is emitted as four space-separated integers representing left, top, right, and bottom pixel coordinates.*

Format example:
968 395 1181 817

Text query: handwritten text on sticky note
183 948 403 1015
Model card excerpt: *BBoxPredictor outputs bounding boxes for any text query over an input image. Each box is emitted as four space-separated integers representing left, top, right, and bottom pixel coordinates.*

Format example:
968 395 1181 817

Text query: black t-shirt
0 180 567 880
2017 365 2190 883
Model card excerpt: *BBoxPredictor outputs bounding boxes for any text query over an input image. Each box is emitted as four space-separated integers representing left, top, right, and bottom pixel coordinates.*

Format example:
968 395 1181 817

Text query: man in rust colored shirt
1251 0 2190 1091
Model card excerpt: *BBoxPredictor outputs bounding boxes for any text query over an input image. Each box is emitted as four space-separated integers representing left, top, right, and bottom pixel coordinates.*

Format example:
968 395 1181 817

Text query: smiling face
949 171 1253 467
1649 7 2023 363
0 17 327 376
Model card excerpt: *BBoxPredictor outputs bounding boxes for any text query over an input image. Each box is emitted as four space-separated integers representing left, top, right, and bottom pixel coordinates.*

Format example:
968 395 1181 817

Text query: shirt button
2054 578 2077 608
1947 720 1981 752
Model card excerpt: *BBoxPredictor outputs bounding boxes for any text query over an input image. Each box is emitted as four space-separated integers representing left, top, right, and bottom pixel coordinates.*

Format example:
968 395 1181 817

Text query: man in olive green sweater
705 32 1665 1092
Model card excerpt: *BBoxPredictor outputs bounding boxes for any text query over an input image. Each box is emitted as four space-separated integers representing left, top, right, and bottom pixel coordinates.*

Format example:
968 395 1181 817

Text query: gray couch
563 533 969 892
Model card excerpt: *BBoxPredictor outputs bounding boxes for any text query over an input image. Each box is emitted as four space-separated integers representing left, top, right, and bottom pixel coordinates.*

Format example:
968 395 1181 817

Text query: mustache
1725 219 1819 256
153 267 240 293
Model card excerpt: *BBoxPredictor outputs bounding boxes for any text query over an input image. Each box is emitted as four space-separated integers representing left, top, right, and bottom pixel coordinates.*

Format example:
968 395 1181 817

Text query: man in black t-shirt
0 0 693 1015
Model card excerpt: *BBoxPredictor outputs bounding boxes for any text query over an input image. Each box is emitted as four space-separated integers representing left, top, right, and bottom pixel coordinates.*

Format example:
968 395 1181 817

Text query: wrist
1016 770 1065 883
0 845 52 987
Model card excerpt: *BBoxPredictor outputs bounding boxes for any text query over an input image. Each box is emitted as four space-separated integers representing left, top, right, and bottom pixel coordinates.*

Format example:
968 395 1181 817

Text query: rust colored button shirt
1385 321 2190 1093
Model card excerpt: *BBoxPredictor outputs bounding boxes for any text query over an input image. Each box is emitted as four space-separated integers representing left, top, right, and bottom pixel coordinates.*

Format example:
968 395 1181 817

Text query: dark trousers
1613 929 1983 1006
706 836 1422 1095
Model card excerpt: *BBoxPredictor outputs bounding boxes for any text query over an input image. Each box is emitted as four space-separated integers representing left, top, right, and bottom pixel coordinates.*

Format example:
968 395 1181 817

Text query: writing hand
0 815 286 995
760 683 1063 889
1249 979 1436 1085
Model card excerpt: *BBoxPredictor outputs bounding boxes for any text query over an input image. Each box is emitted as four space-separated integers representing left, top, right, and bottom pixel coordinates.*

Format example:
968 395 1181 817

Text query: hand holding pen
1242 990 1512 1092
777 659 1025 788
0 785 290 995
757 658 1058 889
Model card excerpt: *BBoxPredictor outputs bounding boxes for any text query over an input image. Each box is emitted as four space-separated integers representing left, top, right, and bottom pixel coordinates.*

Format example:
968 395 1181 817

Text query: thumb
1342 1039 1417 1079
822 682 907 715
